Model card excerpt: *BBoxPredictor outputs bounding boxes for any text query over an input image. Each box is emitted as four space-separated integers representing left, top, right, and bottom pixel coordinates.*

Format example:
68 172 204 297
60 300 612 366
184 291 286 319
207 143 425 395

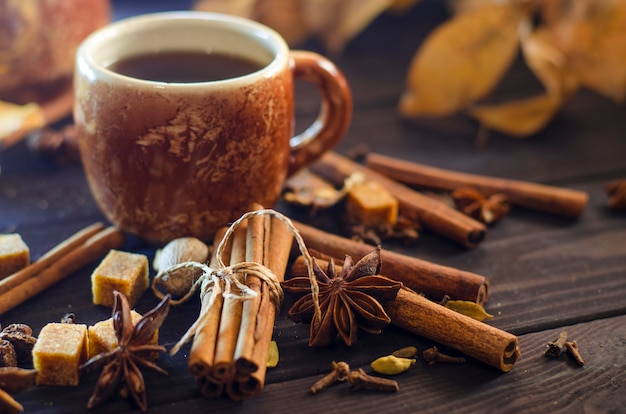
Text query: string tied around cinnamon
154 209 322 356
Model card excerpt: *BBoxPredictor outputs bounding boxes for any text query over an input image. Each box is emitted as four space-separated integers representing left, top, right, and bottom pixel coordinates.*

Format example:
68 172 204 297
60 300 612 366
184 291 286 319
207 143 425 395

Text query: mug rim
76 11 290 89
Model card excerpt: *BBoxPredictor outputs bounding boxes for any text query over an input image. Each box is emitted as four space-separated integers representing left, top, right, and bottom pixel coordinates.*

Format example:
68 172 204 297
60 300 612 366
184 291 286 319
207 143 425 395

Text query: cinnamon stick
310 152 486 248
0 226 124 315
290 259 518 372
187 208 294 400
233 211 268 376
388 288 519 372
0 222 105 295
228 212 294 400
188 228 228 385
212 224 247 383
293 220 489 304
366 152 588 218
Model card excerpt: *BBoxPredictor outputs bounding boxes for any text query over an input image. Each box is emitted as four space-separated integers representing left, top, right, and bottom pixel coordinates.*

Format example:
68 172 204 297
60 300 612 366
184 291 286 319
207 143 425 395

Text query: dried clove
392 346 419 359
544 331 568 358
347 368 399 392
423 346 467 365
565 341 584 366
309 361 351 394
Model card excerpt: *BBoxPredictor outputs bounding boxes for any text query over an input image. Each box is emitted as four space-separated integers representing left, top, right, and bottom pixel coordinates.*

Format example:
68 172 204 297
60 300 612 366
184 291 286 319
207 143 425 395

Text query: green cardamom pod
370 355 415 375
444 299 494 321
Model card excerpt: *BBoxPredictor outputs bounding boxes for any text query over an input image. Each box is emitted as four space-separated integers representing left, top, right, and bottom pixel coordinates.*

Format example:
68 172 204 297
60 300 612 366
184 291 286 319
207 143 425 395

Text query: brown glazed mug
74 12 351 244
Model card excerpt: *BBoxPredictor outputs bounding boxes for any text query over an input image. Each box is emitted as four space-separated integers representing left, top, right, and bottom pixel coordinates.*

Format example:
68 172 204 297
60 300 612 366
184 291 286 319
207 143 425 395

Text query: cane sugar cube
0 234 30 279
91 250 149 308
347 180 399 228
32 323 88 386
87 310 159 359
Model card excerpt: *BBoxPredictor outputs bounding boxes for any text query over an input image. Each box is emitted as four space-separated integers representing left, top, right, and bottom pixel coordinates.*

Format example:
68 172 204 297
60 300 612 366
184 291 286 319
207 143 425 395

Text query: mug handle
287 51 353 176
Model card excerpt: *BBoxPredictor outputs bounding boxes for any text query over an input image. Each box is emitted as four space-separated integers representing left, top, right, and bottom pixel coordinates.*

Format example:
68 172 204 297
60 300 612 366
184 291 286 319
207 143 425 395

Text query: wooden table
2 1 625 412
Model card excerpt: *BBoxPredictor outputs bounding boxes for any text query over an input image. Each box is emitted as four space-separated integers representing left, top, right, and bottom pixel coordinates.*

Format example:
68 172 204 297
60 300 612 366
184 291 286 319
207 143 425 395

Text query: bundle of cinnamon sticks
185 207 293 400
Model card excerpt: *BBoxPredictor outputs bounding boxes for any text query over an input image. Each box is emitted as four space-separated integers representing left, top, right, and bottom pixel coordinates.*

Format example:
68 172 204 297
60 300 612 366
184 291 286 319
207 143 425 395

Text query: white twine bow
160 209 320 356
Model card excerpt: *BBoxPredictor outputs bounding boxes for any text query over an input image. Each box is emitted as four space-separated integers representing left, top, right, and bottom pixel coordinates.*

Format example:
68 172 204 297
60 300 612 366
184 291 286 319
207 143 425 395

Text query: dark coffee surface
108 51 263 82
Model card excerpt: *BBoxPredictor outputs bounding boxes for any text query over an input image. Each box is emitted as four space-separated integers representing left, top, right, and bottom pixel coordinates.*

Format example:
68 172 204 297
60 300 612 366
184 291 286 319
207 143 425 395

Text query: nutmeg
153 237 210 297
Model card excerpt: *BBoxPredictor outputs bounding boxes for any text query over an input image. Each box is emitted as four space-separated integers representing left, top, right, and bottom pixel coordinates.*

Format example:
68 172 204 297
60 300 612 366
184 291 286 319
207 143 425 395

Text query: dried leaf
543 0 626 102
444 299 494 321
469 93 564 136
324 0 394 54
520 21 578 96
399 4 525 117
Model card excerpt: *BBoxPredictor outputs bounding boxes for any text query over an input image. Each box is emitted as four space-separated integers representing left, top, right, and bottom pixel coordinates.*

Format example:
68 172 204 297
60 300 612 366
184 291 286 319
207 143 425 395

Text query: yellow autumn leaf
399 4 526 117
520 20 578 97
444 299 494 321
323 0 394 55
468 93 563 137
544 0 626 102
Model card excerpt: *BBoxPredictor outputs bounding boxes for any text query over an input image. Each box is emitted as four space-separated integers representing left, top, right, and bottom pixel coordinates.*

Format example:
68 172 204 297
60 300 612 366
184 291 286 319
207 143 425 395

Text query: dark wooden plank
18 314 618 414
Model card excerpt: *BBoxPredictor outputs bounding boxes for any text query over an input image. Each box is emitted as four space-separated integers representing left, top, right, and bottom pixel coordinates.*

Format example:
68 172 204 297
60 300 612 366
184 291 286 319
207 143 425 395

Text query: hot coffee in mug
74 12 352 244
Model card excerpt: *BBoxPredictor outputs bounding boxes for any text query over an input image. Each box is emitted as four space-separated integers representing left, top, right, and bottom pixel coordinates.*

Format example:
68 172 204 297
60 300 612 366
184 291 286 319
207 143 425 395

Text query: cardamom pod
370 355 415 375
444 299 494 321
266 341 279 368
392 346 418 359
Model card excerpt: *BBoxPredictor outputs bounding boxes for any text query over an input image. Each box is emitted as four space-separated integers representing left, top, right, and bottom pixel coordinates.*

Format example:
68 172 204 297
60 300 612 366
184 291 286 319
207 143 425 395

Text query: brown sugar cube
0 234 30 279
32 323 88 386
91 250 149 308
347 180 399 228
87 310 159 359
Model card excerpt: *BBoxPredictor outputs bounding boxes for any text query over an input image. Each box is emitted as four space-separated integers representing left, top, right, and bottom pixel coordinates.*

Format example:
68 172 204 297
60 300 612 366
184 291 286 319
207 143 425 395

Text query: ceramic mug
74 12 352 244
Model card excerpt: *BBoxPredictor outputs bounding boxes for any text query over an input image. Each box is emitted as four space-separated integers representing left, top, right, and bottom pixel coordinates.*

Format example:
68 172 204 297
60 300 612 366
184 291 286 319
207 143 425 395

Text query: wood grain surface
1 0 625 413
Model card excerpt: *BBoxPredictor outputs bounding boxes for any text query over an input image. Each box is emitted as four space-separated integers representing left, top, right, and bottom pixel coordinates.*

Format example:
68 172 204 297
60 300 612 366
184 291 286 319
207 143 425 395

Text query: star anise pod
605 179 626 211
81 291 171 412
452 187 510 224
282 247 402 347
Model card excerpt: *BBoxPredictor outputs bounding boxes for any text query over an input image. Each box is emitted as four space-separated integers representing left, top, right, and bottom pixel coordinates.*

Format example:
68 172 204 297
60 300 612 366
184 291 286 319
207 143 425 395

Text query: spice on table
282 247 402 347
266 341 279 368
0 324 37 367
370 354 416 375
283 168 347 211
347 368 399 392
0 367 37 414
291 257 518 372
605 179 626 211
544 331 568 358
365 152 589 218
310 152 487 248
0 224 125 314
164 208 294 400
443 299 494 322
451 187 510 225
565 340 584 366
292 221 490 304
423 346 467 365
152 237 210 300
0 340 16 367
81 291 171 411
392 346 419 359
309 361 351 394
